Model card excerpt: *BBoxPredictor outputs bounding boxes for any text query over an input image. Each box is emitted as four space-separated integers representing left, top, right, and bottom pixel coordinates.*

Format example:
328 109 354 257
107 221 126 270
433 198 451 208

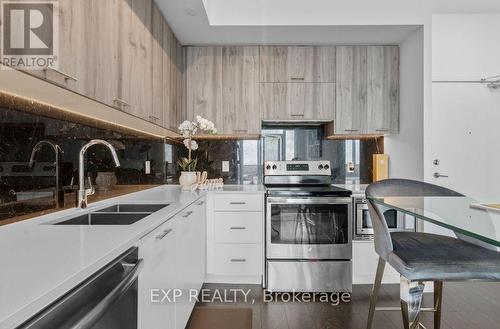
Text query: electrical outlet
145 161 151 174
222 161 229 172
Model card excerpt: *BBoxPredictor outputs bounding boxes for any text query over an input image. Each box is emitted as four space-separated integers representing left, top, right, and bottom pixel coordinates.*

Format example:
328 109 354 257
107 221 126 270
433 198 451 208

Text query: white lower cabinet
175 199 206 329
206 192 265 284
139 197 206 329
352 240 399 284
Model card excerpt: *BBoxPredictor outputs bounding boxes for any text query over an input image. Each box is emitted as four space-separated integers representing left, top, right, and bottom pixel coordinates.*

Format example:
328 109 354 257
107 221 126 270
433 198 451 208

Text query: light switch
222 161 229 172
145 161 151 174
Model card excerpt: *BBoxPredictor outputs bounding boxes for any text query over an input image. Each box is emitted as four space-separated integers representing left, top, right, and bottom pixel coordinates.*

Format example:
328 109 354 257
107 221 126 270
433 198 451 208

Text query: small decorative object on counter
177 116 217 190
372 154 389 181
95 172 117 191
190 174 224 191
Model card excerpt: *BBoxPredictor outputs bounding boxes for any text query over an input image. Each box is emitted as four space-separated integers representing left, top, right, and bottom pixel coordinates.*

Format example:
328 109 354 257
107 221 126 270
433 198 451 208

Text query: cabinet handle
197 201 205 206
344 129 359 132
290 77 305 81
156 228 173 240
182 211 193 218
113 98 130 108
290 114 305 117
230 226 246 230
375 128 390 132
230 258 247 263
230 202 246 205
234 129 248 133
43 67 78 82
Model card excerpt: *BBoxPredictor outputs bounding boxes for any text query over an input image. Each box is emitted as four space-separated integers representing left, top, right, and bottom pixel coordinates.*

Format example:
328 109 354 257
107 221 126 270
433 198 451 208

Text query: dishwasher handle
69 259 143 329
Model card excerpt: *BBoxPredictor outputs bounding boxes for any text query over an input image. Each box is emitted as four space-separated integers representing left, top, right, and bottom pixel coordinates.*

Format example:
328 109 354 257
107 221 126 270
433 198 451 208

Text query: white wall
385 28 425 180
428 14 500 197
432 14 500 80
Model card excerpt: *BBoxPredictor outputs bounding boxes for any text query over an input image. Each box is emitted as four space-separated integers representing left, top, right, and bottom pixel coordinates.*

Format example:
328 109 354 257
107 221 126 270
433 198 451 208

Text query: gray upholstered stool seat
389 232 500 281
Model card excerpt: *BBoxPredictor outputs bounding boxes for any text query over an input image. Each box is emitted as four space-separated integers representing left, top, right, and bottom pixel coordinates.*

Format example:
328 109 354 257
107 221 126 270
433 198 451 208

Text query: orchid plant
177 116 217 171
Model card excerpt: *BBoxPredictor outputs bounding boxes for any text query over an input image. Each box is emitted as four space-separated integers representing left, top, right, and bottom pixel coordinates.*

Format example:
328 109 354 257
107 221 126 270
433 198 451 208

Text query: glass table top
367 196 500 248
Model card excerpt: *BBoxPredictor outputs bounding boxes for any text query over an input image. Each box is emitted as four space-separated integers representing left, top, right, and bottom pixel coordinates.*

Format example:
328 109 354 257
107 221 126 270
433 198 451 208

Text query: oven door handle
266 197 352 204
68 259 143 329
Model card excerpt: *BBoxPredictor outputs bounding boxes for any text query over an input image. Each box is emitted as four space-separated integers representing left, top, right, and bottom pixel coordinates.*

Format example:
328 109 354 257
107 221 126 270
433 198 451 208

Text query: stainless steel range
264 160 353 293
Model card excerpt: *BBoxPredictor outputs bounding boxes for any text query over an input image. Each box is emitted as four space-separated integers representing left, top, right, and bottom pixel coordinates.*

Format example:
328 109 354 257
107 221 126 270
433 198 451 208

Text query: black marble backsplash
0 107 165 221
0 105 382 223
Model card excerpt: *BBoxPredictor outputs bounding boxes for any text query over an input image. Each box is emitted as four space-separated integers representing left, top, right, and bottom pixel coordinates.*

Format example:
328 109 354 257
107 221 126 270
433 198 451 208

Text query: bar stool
365 179 500 329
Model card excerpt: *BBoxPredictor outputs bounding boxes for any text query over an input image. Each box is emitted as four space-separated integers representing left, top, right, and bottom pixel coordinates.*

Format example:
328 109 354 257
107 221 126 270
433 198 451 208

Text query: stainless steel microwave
354 197 416 239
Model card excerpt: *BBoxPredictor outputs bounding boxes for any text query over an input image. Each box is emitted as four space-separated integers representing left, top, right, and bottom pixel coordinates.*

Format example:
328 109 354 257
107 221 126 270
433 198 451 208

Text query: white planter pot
179 171 197 190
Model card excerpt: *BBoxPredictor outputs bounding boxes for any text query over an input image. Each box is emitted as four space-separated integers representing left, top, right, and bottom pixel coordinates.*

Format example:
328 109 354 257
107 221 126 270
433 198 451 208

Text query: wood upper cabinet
41 0 86 90
259 46 336 83
335 46 368 134
150 3 164 125
366 46 399 134
222 47 261 135
335 45 399 135
260 83 335 120
185 47 223 127
119 0 153 120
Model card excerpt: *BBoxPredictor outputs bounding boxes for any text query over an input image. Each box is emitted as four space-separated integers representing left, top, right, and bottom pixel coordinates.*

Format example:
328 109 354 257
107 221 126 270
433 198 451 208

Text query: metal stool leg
366 258 386 329
434 281 443 329
400 277 425 329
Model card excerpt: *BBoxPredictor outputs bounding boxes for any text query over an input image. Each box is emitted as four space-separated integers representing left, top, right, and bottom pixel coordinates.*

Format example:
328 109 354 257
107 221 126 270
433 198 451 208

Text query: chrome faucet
29 140 64 208
78 139 120 208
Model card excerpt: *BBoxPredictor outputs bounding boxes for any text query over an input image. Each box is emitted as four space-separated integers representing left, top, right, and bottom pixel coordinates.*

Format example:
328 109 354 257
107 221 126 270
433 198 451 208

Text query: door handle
433 172 449 178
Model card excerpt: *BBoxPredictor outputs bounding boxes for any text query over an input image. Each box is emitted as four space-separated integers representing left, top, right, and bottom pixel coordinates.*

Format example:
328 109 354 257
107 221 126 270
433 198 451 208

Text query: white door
430 83 500 198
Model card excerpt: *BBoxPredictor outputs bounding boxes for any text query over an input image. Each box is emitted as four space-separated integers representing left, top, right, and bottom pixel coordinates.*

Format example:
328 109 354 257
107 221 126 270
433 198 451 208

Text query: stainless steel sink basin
55 212 151 225
95 204 170 213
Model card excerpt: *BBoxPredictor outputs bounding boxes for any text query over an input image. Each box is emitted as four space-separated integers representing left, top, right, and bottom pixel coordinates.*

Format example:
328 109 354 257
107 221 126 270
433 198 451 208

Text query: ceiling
433 0 500 13
155 0 422 45
155 0 500 45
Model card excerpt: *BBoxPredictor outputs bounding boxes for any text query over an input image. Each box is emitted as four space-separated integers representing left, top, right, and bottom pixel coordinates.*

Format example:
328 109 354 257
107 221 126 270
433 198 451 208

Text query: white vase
179 171 197 190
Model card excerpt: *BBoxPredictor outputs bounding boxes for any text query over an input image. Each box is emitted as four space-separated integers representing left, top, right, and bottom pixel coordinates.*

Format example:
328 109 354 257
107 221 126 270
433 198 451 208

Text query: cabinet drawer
213 244 263 276
212 194 263 212
214 212 263 244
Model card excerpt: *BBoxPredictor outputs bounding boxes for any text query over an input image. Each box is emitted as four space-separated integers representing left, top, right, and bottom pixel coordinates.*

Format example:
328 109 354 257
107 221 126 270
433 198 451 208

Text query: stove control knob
324 164 330 170
266 164 271 170
318 164 324 170
272 165 277 170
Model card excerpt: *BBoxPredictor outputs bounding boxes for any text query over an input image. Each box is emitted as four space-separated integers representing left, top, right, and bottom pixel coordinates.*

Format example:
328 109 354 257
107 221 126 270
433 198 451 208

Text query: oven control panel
264 160 331 176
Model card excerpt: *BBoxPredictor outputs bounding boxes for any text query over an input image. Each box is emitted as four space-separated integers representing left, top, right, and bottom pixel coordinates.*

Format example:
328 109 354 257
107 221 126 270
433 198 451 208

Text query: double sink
54 204 170 225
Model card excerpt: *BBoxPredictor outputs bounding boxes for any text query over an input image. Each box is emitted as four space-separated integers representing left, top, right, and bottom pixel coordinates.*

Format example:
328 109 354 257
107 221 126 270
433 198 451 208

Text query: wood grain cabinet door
150 3 164 126
366 46 400 134
335 46 368 134
222 46 261 135
41 0 87 91
259 46 335 83
185 47 223 128
335 45 399 135
260 83 335 120
286 46 336 83
119 0 153 119
83 0 121 108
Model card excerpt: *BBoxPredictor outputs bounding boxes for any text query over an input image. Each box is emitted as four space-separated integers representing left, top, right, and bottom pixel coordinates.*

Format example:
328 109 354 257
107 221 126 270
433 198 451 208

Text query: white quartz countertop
0 184 264 329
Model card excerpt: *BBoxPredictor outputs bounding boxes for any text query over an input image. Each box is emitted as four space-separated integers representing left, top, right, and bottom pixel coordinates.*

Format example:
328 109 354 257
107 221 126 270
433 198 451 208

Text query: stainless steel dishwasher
17 247 143 329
